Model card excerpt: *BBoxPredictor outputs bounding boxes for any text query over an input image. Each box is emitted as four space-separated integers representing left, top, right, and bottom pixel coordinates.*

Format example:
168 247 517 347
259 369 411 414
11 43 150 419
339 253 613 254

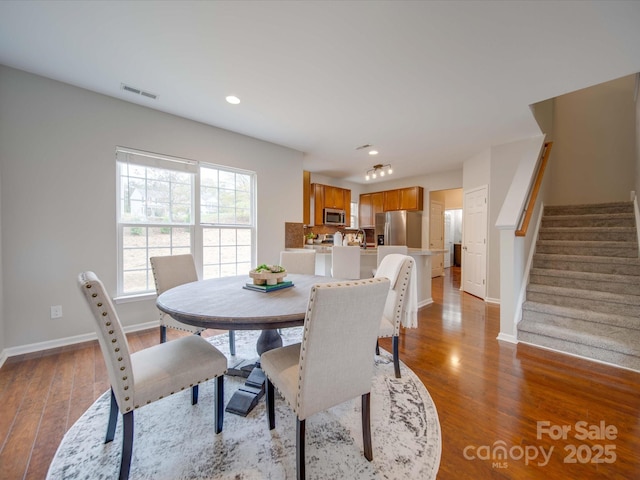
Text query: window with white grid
116 148 255 297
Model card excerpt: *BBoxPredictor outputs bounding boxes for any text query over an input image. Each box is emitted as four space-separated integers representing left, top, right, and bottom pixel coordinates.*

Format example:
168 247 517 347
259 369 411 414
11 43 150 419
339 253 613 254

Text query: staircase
518 201 640 371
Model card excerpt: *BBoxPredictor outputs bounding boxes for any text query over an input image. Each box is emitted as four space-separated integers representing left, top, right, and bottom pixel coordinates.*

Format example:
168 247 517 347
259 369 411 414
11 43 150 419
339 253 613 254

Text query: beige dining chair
374 254 415 378
331 245 361 279
150 254 236 356
372 245 408 276
78 271 227 480
279 250 316 274
261 277 390 480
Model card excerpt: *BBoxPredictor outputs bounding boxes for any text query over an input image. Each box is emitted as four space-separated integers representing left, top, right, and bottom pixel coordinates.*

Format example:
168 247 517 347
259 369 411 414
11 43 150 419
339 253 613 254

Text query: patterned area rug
47 328 441 479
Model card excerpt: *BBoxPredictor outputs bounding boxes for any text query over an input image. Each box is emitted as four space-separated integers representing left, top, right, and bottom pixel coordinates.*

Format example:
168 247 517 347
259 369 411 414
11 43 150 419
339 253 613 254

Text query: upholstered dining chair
372 245 408 276
330 245 361 279
374 254 415 378
279 250 316 274
150 254 236 356
261 277 390 480
78 271 227 480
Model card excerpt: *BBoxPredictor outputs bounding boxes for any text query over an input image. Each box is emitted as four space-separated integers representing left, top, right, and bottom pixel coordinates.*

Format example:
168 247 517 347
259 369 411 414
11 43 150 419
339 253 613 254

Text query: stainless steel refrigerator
375 211 422 248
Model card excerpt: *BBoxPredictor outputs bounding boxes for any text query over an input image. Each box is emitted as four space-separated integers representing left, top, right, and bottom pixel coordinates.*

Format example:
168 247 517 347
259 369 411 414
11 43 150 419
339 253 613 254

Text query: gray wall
636 75 640 199
0 66 304 350
548 75 636 205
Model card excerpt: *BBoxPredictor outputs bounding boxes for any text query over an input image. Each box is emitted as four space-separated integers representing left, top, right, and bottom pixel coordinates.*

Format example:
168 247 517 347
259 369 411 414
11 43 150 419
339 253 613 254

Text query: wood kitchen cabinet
383 187 423 211
311 183 351 226
359 192 384 227
360 187 423 225
383 189 400 211
399 186 423 211
324 185 346 209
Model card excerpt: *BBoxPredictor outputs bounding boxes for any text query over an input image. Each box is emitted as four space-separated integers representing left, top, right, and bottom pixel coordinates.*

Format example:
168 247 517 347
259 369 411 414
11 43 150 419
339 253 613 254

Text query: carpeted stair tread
538 226 636 241
533 253 640 266
517 332 640 372
520 201 640 371
535 239 638 258
518 316 640 356
532 253 640 275
530 267 640 284
544 202 634 215
529 268 640 295
527 283 640 306
536 239 637 248
522 300 640 330
541 213 635 228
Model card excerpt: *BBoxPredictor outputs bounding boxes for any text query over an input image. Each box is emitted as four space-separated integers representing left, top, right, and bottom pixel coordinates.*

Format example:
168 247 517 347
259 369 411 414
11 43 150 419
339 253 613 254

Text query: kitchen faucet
356 228 367 249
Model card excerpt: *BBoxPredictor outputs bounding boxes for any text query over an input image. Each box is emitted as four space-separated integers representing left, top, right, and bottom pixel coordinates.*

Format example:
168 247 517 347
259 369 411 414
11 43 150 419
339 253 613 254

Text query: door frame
462 185 488 299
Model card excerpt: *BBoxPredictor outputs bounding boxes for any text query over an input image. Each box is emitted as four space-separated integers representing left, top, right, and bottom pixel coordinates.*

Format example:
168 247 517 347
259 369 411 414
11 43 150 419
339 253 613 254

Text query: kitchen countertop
300 245 447 255
292 245 446 308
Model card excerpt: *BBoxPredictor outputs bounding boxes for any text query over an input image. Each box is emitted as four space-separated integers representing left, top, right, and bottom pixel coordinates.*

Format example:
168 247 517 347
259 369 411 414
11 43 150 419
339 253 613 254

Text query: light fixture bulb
388 167 393 175
380 170 385 177
365 174 370 181
369 150 378 156
226 95 241 105
372 172 377 179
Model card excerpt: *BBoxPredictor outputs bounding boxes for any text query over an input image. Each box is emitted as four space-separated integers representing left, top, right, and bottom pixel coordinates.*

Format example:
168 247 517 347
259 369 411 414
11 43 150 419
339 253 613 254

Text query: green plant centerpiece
249 263 287 285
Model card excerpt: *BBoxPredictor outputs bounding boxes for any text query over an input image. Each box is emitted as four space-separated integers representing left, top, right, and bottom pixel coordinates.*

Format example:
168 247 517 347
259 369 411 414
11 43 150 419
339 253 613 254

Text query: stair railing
515 141 553 237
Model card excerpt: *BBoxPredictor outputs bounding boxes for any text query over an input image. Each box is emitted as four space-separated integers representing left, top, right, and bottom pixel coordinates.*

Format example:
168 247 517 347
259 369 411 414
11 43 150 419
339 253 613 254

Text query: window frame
115 147 256 300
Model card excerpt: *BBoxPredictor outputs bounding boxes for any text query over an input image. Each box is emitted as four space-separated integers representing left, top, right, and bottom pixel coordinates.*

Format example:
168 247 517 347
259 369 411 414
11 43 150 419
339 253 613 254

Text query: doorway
429 188 463 277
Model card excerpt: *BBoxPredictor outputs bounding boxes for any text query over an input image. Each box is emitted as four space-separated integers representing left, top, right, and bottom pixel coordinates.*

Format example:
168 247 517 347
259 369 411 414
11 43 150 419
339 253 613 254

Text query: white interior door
430 200 444 277
444 211 452 268
463 186 487 299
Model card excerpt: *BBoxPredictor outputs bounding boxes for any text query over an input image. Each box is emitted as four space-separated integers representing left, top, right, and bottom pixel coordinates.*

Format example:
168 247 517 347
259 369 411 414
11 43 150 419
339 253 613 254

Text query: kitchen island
288 245 446 307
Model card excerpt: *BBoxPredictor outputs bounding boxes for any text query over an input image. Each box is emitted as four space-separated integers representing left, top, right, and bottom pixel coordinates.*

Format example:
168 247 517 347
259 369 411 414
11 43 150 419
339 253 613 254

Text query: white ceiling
1 1 640 184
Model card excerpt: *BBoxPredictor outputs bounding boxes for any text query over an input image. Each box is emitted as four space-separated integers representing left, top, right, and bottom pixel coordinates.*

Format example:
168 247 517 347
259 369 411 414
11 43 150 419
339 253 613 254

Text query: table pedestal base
225 367 266 416
226 358 255 378
226 329 283 416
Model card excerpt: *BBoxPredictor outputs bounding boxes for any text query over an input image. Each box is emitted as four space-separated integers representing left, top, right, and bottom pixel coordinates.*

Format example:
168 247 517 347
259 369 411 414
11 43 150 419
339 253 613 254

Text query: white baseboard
0 321 159 365
485 297 500 305
417 298 434 308
496 332 518 344
518 340 640 373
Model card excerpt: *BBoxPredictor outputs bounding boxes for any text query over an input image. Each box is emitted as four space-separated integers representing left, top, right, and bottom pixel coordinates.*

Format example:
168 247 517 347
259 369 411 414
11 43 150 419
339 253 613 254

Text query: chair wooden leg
119 411 134 480
215 375 224 434
192 385 199 405
296 418 306 480
266 378 276 430
106 388 118 443
392 336 401 378
229 330 236 356
362 393 373 461
160 325 167 343
375 339 380 356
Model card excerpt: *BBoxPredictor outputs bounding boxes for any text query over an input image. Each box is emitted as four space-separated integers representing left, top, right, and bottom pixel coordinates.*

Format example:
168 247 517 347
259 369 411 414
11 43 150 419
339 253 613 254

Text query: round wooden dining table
155 273 337 354
156 273 339 416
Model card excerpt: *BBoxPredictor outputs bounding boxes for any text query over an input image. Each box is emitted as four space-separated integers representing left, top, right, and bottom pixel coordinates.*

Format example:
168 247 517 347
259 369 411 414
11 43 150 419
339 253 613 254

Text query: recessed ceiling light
369 150 379 156
226 95 241 105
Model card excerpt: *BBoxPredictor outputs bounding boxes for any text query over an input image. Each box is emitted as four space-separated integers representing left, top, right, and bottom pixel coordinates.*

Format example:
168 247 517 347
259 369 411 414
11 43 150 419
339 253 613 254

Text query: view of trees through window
117 150 255 296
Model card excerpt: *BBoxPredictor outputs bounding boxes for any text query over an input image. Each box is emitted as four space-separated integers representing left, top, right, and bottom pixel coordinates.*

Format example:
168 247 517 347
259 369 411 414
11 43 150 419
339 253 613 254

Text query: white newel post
498 228 527 343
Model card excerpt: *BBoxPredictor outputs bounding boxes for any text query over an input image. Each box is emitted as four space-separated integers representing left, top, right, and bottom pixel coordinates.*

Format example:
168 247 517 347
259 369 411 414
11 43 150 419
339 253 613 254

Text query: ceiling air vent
121 83 158 100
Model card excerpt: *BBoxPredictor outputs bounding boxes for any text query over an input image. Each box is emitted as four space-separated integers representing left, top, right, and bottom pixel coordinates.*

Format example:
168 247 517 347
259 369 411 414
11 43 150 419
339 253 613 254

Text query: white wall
0 162 3 359
0 66 303 350
487 141 527 301
635 74 640 199
548 75 636 205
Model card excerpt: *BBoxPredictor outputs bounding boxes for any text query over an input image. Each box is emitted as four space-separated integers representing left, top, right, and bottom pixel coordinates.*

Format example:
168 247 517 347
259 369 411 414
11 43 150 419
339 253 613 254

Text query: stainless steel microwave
323 208 346 226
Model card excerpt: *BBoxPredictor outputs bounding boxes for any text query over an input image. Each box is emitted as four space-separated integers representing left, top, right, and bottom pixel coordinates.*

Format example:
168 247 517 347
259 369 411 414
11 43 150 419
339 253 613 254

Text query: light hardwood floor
1 267 639 479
